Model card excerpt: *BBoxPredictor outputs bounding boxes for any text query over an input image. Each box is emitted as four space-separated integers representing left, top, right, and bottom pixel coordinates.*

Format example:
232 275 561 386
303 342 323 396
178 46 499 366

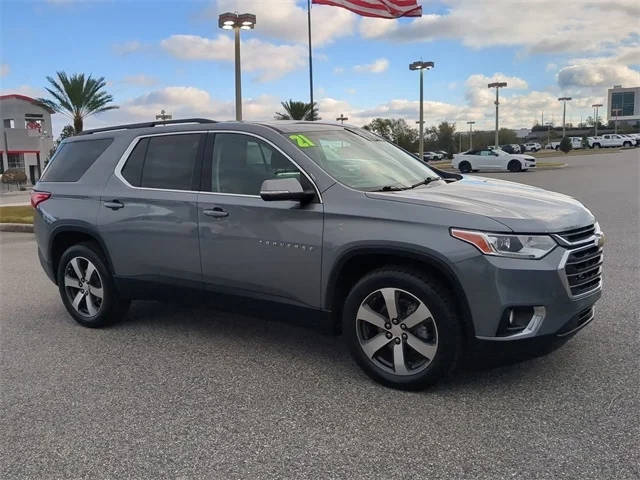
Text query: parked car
523 142 542 152
452 148 536 172
619 133 640 146
547 137 584 150
499 144 521 154
33 118 603 390
436 150 450 159
423 151 440 161
587 134 633 148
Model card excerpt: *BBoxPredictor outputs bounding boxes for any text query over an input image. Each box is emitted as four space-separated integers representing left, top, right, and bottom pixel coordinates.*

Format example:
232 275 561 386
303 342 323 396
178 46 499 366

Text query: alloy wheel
356 288 438 376
63 256 104 317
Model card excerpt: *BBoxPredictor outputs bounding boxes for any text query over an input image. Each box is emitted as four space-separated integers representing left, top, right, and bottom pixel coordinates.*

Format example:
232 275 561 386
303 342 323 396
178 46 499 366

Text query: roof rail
78 118 217 135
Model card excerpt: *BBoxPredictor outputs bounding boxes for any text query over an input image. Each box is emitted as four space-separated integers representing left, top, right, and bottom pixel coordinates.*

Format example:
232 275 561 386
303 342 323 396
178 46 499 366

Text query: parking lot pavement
1 150 639 480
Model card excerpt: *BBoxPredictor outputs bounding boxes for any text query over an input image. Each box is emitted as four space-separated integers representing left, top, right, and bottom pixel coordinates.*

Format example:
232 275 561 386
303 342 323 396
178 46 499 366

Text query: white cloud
465 73 528 107
346 88 357 95
122 74 158 87
333 67 344 74
160 34 307 82
0 84 44 98
359 1 640 55
112 41 145 55
203 0 357 47
1 64 9 77
353 58 389 74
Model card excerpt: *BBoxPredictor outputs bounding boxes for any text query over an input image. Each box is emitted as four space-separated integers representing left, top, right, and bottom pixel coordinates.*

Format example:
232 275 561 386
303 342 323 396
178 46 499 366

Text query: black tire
623 141 631 148
593 143 601 149
342 267 462 390
57 242 130 328
507 159 522 172
458 161 472 173
555 146 560 151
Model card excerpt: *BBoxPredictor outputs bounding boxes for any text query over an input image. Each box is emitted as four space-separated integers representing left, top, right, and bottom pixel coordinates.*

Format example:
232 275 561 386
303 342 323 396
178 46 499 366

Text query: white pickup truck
587 134 634 149
546 137 583 150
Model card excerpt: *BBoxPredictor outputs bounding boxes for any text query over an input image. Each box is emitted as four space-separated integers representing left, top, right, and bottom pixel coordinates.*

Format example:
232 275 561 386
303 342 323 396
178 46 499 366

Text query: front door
198 132 324 308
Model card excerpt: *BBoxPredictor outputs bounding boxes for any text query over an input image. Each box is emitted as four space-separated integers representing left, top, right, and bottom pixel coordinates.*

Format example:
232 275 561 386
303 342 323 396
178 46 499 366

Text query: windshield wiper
409 176 441 189
372 185 408 192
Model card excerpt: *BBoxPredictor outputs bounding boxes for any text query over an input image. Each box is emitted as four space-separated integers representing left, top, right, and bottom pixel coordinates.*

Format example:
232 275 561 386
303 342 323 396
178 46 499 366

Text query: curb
0 223 34 233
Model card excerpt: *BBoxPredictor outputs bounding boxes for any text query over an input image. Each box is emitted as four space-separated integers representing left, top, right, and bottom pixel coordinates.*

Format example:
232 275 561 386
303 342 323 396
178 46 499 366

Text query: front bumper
453 244 602 341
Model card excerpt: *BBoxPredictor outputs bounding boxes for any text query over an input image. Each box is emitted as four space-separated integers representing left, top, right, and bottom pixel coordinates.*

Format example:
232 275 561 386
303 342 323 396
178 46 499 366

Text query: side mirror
260 177 315 203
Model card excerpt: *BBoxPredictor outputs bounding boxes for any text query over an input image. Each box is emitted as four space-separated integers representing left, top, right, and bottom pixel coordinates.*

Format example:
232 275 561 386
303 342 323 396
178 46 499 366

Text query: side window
40 138 113 182
211 133 302 195
120 134 202 190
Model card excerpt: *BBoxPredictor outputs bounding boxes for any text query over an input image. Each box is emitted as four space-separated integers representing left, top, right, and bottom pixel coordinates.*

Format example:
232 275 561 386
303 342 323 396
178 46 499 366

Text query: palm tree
274 100 319 121
38 72 118 133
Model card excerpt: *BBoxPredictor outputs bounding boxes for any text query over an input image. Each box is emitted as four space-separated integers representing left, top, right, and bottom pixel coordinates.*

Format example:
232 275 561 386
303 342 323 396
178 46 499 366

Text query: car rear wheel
57 242 130 328
458 161 472 173
342 267 461 390
507 160 522 172
623 141 631 148
593 143 601 149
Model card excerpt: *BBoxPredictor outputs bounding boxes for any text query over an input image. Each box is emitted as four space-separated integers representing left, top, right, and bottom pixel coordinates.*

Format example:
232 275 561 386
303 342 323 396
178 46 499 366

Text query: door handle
203 207 229 218
103 200 124 210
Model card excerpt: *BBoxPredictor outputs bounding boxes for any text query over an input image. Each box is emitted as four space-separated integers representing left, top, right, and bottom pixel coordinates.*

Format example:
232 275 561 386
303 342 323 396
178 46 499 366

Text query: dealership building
607 85 640 126
0 94 55 185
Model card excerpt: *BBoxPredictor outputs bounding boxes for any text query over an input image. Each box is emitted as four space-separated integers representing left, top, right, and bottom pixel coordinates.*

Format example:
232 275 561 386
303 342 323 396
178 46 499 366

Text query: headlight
451 229 557 259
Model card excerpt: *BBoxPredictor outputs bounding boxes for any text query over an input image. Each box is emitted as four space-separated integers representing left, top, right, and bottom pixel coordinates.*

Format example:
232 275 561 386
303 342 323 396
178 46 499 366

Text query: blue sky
1 0 638 135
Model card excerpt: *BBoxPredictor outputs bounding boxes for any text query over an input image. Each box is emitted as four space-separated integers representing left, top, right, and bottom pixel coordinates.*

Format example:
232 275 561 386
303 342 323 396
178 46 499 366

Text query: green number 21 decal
289 134 315 148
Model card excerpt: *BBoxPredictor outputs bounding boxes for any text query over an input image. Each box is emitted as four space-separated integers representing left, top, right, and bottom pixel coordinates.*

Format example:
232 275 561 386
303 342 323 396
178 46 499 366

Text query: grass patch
0 205 34 224
531 148 621 158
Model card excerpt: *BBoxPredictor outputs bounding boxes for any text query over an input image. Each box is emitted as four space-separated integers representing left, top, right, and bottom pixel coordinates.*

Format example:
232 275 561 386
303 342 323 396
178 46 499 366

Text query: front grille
564 245 603 296
557 224 595 244
556 307 595 336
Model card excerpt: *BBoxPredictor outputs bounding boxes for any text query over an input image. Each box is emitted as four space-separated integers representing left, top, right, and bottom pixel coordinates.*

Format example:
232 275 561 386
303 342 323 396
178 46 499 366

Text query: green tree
38 72 118 133
48 125 76 162
425 121 456 156
363 118 419 152
559 136 572 153
274 100 319 121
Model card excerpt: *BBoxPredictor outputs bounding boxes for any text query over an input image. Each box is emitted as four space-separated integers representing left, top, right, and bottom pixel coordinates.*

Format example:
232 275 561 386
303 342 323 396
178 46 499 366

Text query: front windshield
286 129 439 191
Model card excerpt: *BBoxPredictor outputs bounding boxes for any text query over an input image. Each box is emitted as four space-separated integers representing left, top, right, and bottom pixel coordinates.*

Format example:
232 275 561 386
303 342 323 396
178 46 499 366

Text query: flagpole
307 0 314 119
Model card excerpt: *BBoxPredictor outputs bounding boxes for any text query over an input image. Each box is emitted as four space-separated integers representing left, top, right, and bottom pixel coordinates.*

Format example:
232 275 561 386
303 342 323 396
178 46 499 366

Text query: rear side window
41 138 112 182
120 134 202 190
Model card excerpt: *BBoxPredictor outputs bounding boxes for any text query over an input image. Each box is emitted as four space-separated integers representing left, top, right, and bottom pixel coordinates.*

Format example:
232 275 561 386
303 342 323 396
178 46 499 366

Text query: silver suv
33 119 604 390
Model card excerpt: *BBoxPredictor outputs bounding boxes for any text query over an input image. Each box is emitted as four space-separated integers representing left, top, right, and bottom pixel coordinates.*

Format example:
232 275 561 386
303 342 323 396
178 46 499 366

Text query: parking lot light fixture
488 82 507 147
592 103 603 136
218 12 256 121
612 108 622 134
545 121 553 146
558 97 572 138
467 121 475 149
410 60 435 159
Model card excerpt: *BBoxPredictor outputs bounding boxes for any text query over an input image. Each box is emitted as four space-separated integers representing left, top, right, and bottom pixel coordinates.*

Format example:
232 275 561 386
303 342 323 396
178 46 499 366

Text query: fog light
498 306 535 336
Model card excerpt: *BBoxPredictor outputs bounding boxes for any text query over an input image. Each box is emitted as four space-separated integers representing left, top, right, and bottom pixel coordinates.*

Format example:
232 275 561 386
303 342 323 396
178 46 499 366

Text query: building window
3 119 15 128
7 153 25 170
611 92 635 117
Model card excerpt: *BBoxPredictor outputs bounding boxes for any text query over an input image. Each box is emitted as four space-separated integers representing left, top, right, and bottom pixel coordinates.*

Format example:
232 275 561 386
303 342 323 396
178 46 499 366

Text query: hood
365 176 594 233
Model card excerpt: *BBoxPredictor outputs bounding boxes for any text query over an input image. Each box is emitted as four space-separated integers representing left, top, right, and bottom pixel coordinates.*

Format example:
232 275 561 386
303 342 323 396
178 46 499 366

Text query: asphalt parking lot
1 149 639 479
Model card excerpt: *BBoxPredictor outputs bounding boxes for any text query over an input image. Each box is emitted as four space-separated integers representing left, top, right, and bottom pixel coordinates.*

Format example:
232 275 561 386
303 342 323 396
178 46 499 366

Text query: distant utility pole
592 103 603 136
336 114 348 125
156 109 172 121
558 97 572 138
466 121 475 149
488 82 507 147
545 121 553 146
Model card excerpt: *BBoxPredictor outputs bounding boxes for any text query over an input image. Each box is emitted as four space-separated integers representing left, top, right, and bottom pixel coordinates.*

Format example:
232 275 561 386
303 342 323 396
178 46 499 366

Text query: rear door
98 132 205 288
197 132 324 308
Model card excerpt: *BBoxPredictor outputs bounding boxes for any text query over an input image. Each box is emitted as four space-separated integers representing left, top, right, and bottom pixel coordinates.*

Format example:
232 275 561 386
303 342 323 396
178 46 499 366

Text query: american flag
312 0 422 18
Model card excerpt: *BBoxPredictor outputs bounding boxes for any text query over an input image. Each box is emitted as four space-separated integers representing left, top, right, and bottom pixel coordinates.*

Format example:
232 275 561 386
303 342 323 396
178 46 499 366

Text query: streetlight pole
155 109 172 122
592 103 602 136
545 121 553 147
410 61 434 160
336 114 348 125
488 82 507 147
219 12 256 121
612 108 622 134
558 97 572 138
467 121 475 150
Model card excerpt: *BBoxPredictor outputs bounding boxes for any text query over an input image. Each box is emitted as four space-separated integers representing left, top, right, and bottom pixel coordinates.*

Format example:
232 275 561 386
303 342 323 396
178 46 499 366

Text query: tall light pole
155 109 172 122
410 60 434 159
488 82 507 147
612 108 622 134
545 122 553 147
219 12 256 121
336 114 348 125
592 103 602 136
558 97 572 138
466 121 475 150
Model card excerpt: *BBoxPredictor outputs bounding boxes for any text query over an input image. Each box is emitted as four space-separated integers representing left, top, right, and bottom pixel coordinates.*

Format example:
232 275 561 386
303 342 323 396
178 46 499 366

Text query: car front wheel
507 160 522 172
57 242 130 328
342 267 461 390
458 161 472 173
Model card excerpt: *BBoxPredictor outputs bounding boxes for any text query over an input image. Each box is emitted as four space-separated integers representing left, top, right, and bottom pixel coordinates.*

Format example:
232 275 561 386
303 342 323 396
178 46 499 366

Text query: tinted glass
140 134 202 190
211 133 301 195
121 138 148 186
41 138 112 182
